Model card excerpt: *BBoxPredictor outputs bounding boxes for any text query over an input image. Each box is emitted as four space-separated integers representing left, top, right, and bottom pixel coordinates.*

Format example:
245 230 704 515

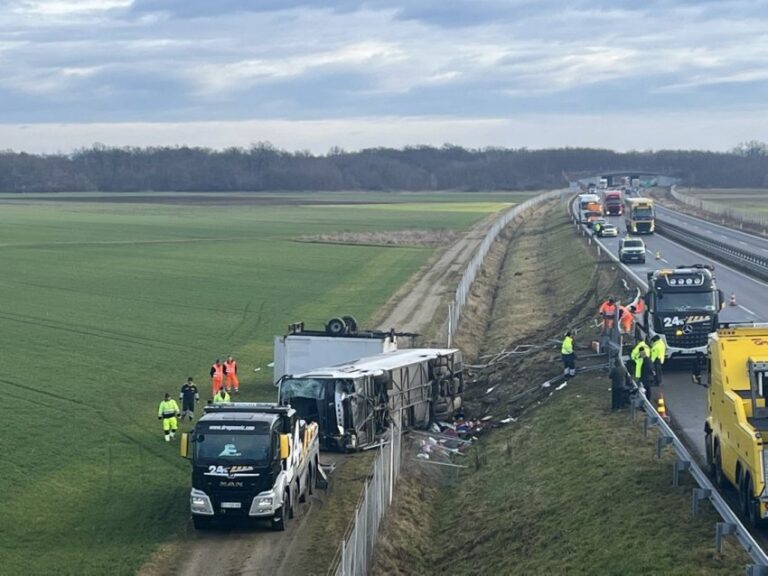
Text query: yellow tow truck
705 324 768 526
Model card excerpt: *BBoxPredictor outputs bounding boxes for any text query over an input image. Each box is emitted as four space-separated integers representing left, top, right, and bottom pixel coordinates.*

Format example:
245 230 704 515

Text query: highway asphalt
586 208 768 460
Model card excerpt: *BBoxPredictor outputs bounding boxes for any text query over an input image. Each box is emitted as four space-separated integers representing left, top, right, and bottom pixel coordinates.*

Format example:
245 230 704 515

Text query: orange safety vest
634 298 646 314
211 363 224 378
225 360 237 375
599 301 617 328
619 306 633 333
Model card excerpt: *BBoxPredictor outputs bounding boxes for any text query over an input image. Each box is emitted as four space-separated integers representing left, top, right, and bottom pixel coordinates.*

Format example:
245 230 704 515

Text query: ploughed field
0 191 530 575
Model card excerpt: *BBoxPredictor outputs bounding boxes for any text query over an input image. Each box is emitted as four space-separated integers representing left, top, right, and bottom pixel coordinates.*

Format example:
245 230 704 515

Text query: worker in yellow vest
213 388 231 404
561 331 576 377
157 392 180 442
650 335 667 386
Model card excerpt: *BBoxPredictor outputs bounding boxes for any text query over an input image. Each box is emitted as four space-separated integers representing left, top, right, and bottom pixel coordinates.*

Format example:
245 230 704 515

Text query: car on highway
618 236 646 263
598 223 618 237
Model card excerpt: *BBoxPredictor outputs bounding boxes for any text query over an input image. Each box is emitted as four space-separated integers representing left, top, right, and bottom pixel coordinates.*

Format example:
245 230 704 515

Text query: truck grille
662 323 710 349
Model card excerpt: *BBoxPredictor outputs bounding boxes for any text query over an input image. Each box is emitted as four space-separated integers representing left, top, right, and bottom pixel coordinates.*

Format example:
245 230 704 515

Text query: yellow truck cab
705 325 768 526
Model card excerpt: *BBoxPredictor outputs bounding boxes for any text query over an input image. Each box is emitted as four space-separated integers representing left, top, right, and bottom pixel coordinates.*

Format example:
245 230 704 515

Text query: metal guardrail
569 194 768 573
655 217 768 282
670 187 768 230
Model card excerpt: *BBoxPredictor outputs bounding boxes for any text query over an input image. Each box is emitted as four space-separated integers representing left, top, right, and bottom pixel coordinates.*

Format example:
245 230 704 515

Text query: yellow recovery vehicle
705 324 768 526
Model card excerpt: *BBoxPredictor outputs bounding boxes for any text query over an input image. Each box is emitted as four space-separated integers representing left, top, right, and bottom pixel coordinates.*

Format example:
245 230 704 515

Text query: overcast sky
2 0 767 153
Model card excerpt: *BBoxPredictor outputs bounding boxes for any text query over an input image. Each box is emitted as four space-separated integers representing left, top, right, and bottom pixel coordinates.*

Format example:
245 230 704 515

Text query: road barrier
571 194 768 573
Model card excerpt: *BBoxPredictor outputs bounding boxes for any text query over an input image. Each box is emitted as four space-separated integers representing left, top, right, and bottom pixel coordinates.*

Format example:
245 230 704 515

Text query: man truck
181 402 320 530
705 324 768 526
635 265 723 361
278 348 463 451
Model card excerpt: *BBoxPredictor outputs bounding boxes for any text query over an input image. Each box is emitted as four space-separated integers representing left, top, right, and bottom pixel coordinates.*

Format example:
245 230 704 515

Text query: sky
1 0 767 153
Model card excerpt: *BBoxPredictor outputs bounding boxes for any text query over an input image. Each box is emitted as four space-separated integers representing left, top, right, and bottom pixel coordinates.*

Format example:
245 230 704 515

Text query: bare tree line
0 142 766 192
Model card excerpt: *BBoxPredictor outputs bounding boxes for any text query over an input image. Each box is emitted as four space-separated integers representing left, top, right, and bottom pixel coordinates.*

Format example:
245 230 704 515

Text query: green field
0 191 529 575
683 188 768 212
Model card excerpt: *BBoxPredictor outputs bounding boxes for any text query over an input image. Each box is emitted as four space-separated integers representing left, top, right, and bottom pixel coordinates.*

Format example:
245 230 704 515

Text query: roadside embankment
371 198 748 575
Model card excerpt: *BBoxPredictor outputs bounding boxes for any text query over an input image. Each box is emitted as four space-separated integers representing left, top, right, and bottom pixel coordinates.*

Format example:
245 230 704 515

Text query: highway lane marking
738 304 757 316
645 249 668 263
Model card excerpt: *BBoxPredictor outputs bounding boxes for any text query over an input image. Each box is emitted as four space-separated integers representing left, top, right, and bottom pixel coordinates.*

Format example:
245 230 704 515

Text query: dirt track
139 207 506 576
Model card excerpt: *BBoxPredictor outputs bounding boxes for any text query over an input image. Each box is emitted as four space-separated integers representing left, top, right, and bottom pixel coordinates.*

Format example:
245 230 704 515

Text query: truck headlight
250 495 274 515
190 489 214 515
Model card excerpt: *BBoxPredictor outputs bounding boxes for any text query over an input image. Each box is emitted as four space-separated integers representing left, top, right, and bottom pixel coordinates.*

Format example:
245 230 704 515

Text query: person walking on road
224 355 239 394
650 335 667 386
179 377 200 422
158 392 180 442
213 388 231 404
210 359 225 397
561 331 576 378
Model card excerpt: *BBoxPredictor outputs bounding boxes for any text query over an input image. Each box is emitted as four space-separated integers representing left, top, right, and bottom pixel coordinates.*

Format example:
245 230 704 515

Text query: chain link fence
447 188 568 345
670 186 768 229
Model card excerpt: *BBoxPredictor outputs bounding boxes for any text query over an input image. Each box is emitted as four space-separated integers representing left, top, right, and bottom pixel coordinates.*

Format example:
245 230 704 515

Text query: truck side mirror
718 290 725 310
280 434 291 460
180 432 191 459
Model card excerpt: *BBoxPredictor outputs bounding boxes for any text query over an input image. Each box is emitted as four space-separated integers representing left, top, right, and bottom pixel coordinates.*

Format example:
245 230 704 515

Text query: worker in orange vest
598 297 617 332
210 358 225 397
225 355 240 394
618 305 636 336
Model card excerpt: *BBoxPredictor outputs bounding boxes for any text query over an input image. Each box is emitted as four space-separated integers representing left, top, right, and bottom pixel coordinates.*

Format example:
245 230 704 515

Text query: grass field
682 188 768 211
0 191 530 575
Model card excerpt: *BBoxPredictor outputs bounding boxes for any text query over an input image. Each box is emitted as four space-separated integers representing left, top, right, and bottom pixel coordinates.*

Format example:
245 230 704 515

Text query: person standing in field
158 392 180 442
225 355 239 394
561 330 576 377
210 358 225 397
179 377 199 422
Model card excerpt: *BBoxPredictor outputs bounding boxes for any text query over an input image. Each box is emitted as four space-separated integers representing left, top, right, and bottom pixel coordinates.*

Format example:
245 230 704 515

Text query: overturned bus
277 348 463 451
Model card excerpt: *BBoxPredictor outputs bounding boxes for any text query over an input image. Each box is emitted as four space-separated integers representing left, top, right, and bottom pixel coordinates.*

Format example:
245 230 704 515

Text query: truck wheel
704 433 714 476
308 464 315 496
326 317 346 336
342 315 358 334
193 516 213 530
272 496 288 532
713 444 727 489
288 485 296 519
746 477 764 527
739 475 750 517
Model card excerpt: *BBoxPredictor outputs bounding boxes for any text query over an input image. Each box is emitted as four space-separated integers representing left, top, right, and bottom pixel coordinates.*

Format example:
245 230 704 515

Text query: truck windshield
633 207 654 219
196 430 271 463
656 291 716 312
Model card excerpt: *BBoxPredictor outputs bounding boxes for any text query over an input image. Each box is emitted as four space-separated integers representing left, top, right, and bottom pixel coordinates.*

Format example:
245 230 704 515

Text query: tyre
739 474 750 516
714 444 727 489
272 497 288 532
746 476 764 527
288 485 296 519
705 432 714 476
342 315 358 334
326 317 346 336
193 516 213 530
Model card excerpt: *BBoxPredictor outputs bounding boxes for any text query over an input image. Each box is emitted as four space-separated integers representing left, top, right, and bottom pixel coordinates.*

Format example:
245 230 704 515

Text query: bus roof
290 348 459 379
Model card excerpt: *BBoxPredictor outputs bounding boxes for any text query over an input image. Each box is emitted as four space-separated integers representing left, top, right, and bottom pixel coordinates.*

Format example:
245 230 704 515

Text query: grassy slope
0 194 516 575
373 202 747 575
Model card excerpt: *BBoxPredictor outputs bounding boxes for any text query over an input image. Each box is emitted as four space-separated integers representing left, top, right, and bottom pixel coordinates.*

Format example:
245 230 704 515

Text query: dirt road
142 208 509 576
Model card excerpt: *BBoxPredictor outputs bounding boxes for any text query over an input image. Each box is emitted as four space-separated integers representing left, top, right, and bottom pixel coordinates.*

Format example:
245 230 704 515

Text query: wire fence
447 188 568 345
331 189 566 576
670 186 768 230
332 412 402 576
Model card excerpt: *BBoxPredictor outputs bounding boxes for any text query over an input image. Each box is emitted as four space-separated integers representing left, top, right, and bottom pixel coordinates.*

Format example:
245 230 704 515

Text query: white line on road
738 304 757 316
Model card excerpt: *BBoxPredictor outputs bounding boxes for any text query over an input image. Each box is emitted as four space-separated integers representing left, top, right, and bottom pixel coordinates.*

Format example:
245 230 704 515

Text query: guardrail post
643 413 659 436
715 522 737 554
656 435 673 459
672 459 691 487
692 487 711 515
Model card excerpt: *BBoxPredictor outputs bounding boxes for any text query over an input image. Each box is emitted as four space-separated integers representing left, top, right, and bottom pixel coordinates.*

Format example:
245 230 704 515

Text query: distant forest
1 141 768 192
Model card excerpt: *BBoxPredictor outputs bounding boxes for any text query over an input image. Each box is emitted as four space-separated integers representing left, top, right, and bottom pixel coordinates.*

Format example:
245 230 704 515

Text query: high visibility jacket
561 336 574 355
599 301 617 318
225 360 237 375
631 341 650 362
213 391 231 404
619 306 633 332
650 339 667 364
211 363 224 378
634 356 646 379
158 399 180 418
633 297 646 314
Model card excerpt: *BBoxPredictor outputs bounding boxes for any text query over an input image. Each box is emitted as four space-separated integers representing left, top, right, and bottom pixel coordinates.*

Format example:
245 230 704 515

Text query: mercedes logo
683 325 694 335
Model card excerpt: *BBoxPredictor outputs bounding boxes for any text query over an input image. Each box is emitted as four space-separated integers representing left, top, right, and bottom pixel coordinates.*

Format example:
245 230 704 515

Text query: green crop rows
0 192 527 575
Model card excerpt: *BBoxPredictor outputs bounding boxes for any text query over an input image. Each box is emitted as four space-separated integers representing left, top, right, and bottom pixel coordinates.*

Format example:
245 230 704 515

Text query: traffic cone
657 394 669 421
730 292 737 306
655 250 661 260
